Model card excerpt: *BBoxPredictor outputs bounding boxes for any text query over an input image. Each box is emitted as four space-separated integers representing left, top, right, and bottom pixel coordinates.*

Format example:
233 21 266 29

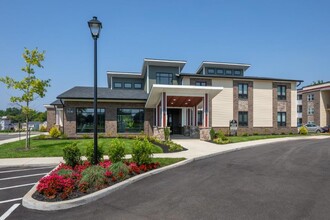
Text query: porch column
155 103 159 127
203 93 209 127
194 105 197 126
161 92 167 127
187 108 191 126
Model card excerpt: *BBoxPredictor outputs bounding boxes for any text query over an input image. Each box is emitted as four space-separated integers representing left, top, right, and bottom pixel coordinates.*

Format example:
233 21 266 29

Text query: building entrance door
167 109 182 134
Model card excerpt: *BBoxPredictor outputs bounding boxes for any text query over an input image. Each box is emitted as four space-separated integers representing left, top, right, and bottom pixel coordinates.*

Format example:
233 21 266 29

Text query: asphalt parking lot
0 166 54 219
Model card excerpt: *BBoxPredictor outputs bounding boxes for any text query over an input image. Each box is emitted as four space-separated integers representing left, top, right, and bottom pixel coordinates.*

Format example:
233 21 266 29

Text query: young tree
0 48 51 150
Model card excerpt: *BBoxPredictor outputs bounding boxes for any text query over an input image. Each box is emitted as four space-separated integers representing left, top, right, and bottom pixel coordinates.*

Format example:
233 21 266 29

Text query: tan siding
212 79 233 127
320 91 330 127
291 82 297 127
253 81 273 127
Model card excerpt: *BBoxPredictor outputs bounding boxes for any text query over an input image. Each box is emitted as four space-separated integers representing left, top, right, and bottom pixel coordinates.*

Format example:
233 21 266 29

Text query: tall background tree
0 48 51 150
312 80 324 85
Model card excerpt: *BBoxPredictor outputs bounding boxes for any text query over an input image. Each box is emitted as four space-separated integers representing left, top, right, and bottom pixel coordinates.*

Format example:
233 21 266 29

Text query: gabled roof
57 86 148 100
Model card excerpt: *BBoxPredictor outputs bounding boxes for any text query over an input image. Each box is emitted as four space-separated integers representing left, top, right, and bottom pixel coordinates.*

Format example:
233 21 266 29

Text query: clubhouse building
45 58 302 140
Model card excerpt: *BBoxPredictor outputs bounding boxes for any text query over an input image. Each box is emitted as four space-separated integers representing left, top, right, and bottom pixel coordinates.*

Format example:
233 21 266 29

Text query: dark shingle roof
57 86 148 100
50 99 63 105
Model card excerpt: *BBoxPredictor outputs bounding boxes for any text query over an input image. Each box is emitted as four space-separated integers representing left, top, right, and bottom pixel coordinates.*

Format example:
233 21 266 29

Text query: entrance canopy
145 85 223 108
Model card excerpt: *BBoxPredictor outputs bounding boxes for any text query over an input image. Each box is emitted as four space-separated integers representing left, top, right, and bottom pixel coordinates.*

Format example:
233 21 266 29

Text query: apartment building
45 58 302 140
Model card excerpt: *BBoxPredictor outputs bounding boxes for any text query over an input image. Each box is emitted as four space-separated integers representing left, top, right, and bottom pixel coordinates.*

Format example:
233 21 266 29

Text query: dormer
196 61 251 76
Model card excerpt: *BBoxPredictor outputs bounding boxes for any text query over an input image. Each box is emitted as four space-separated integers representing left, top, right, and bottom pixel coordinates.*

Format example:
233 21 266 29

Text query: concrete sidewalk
0 135 329 167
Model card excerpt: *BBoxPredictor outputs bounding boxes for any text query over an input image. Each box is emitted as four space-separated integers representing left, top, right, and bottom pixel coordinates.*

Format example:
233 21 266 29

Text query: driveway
7 138 330 219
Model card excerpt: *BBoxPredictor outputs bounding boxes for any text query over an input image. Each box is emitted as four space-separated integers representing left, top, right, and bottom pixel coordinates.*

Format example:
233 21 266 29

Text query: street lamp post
88 16 102 165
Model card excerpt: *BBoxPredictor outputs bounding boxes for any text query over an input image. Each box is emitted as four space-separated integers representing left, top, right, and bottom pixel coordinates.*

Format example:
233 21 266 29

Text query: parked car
321 125 330 133
299 123 324 133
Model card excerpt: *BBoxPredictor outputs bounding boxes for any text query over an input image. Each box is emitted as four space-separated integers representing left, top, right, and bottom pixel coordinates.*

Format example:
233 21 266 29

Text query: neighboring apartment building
297 82 330 126
45 58 302 140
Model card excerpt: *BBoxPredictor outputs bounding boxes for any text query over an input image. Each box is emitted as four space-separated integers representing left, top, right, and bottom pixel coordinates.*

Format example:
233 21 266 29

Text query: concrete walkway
0 135 329 167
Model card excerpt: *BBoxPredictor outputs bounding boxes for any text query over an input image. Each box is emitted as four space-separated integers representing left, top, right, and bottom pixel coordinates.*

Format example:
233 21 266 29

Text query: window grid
307 94 314 101
156 72 173 85
196 81 207 86
238 83 248 99
277 85 286 100
238 111 248 127
277 112 286 127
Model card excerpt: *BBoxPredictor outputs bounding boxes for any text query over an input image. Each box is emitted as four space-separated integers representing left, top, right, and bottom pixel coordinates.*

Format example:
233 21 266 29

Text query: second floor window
196 81 207 86
156 72 173 85
238 83 248 99
297 105 302 113
277 85 286 100
277 112 286 127
308 107 314 115
114 82 122 88
124 83 132 89
307 94 314 101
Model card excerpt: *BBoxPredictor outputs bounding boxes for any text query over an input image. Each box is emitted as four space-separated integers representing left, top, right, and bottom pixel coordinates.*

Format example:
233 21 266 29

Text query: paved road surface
7 139 330 220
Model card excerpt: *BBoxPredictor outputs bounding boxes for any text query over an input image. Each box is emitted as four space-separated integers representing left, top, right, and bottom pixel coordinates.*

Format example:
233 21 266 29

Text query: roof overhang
145 84 223 108
142 58 187 77
196 61 251 74
106 71 143 78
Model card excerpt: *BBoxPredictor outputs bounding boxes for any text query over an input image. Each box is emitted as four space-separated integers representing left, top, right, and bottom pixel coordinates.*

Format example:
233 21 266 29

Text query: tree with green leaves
0 48 51 150
312 80 324 85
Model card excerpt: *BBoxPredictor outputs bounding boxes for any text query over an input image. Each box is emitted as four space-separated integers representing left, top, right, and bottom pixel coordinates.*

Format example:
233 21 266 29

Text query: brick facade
302 91 320 125
46 107 55 131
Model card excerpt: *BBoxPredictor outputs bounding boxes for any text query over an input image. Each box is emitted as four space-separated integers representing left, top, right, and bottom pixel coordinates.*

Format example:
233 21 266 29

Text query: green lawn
0 138 163 158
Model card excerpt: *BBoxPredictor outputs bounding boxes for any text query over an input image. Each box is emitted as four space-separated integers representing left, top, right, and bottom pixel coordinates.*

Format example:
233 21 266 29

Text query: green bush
86 142 104 164
210 128 216 140
57 169 73 178
299 126 308 135
38 134 47 140
213 138 230 144
164 127 170 141
108 138 126 163
82 134 91 139
49 126 61 138
63 143 82 167
132 138 153 165
39 125 47 132
164 140 184 152
108 161 129 179
242 133 249 137
60 133 68 139
253 132 259 136
80 165 106 189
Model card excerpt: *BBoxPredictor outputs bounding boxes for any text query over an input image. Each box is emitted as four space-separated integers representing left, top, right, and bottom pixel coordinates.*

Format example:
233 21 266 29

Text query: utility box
229 120 238 136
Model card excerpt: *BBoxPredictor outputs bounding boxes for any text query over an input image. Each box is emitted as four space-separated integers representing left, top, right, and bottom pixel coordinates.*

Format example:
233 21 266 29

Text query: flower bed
33 160 160 202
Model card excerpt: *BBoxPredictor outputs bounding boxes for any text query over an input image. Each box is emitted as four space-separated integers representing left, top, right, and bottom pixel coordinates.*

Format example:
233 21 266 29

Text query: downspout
60 99 65 134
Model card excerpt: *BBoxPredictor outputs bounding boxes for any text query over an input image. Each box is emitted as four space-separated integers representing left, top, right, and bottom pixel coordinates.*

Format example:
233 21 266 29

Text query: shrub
39 125 47 132
57 169 73 178
253 132 259 136
164 127 170 141
108 138 126 163
63 143 82 167
38 134 47 140
213 138 230 144
165 141 184 152
108 161 129 180
217 130 226 139
85 142 104 164
210 128 216 140
299 126 308 135
242 133 249 137
60 133 68 139
79 165 106 190
132 138 153 165
37 174 74 199
82 134 91 139
98 134 104 138
49 126 61 138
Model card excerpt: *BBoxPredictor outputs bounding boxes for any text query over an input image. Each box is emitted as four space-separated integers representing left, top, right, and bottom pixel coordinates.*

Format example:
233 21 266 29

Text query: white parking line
0 173 48 181
0 183 36 191
0 166 54 174
0 203 20 220
0 198 22 205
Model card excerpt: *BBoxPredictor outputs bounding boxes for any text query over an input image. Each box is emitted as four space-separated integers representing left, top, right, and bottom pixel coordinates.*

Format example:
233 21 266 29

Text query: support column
161 92 167 127
203 93 209 127
194 105 197 126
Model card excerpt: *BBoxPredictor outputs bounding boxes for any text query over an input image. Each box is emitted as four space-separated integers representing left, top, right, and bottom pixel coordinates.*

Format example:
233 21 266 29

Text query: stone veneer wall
46 108 55 131
63 101 152 137
233 80 253 135
272 82 294 134
302 91 320 125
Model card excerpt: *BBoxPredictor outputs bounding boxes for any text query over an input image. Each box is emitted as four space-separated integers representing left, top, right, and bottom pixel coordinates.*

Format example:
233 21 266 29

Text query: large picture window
156 72 173 85
117 108 144 133
76 108 105 133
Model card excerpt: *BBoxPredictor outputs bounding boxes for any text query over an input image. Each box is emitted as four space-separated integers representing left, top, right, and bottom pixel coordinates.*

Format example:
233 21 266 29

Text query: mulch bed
149 141 187 153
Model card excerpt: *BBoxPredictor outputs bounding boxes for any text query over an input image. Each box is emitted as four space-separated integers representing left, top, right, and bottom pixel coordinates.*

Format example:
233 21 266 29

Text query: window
297 105 302 113
117 108 144 133
207 68 215 74
134 83 142 89
238 111 248 127
277 112 286 127
234 70 242 76
297 94 302 100
238 83 248 99
196 81 207 86
156 72 173 85
277 85 286 100
114 82 122 88
124 83 132 89
216 69 224 75
76 108 105 133
307 94 314 101
225 69 232 75
308 107 314 115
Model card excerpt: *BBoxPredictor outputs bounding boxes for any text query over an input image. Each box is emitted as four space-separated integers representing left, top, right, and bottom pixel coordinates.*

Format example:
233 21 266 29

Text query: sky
1 0 329 111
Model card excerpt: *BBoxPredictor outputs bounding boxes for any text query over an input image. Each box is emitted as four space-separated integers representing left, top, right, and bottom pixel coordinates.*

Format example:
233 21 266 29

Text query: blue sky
1 0 329 111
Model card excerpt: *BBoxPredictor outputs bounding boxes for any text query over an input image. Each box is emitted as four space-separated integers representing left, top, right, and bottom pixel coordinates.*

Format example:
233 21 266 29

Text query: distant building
0 116 14 131
297 81 330 126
